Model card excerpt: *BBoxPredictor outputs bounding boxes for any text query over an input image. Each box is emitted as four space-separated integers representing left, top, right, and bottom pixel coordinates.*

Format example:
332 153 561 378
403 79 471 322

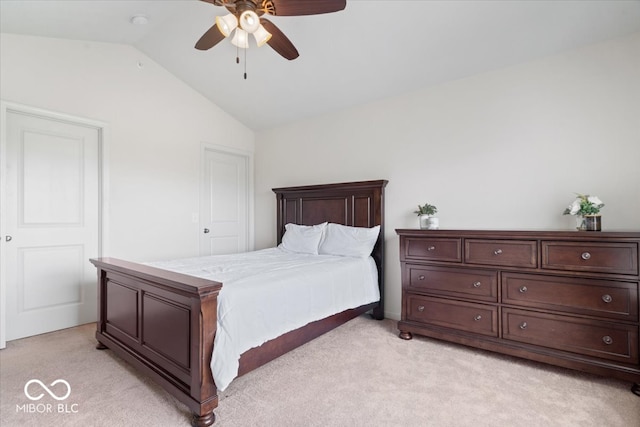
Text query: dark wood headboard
272 180 388 319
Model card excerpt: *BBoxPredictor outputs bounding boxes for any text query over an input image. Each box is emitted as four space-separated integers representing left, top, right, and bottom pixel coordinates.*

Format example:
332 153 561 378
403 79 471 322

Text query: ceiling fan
195 0 346 60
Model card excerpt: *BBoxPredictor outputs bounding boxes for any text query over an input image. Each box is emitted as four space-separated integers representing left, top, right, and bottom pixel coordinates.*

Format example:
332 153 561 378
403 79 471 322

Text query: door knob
203 228 210 234
5 235 12 242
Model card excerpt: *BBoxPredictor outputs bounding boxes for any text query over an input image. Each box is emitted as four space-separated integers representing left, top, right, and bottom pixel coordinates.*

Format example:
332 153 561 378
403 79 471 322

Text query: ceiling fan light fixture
253 24 272 47
215 13 238 37
239 10 260 33
231 28 249 49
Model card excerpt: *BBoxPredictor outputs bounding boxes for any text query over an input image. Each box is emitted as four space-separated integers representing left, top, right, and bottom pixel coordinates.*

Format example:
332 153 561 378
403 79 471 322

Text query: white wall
0 34 254 261
255 32 640 320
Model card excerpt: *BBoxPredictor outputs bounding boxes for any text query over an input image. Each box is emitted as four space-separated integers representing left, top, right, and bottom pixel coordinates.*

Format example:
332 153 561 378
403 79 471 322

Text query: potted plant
414 203 438 229
562 193 604 231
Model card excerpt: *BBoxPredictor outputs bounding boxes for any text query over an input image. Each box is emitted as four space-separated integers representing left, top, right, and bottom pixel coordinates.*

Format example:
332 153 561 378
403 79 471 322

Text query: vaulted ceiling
2 1 640 131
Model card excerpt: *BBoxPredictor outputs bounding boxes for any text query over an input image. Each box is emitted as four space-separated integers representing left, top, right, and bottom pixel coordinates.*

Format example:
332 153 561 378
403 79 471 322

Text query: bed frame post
190 285 219 426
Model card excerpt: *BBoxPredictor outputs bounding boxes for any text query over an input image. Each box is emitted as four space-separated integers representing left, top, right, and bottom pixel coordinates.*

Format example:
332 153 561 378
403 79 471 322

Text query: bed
90 180 387 426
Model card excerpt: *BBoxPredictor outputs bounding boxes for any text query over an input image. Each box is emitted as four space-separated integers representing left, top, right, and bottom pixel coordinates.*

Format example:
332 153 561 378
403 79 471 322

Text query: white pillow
318 223 380 258
279 222 327 254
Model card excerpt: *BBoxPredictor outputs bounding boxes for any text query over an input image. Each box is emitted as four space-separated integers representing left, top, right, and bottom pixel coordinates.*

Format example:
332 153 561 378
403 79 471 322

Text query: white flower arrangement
563 194 604 216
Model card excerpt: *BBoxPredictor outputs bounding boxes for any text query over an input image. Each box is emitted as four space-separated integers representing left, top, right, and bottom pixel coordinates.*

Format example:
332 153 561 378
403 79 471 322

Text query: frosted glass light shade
231 28 249 49
253 24 272 47
239 10 260 33
215 13 238 37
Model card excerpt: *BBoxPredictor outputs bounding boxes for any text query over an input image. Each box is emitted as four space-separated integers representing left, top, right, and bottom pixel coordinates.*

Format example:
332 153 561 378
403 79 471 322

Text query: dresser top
395 229 640 240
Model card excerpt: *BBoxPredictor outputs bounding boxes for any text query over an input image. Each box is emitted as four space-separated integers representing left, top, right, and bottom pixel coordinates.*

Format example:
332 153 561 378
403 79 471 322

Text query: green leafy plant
414 203 438 216
562 193 604 216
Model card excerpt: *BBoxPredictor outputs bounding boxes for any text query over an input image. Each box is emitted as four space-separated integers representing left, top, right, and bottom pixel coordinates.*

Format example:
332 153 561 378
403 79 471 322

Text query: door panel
21 132 84 224
20 245 83 310
4 110 100 341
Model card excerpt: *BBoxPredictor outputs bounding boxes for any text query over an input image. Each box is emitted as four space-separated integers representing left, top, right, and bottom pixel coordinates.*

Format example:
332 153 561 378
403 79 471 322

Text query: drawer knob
417 305 425 312
519 286 528 293
418 275 426 281
472 281 482 288
473 314 482 321
427 246 436 251
494 249 503 255
602 335 613 345
602 294 612 303
519 322 528 330
581 252 591 260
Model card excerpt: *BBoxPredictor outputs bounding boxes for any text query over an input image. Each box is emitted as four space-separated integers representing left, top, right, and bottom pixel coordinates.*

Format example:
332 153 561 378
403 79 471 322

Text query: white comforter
148 247 379 391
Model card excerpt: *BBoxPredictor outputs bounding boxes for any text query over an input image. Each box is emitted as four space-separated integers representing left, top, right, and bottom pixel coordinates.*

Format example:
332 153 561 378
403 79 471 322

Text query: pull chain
235 45 247 80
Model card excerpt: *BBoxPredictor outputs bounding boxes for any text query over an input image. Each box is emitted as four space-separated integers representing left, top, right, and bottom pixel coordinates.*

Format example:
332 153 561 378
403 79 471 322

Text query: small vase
575 216 586 231
419 215 430 229
584 215 602 231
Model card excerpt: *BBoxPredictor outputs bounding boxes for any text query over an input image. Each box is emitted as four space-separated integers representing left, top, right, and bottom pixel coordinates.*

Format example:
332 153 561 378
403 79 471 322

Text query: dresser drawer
404 237 462 262
407 265 498 302
503 308 639 364
542 241 638 275
502 273 639 321
406 295 498 337
465 239 537 268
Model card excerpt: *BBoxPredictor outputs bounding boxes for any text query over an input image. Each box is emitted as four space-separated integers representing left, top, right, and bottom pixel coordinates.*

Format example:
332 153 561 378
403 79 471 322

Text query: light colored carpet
1 316 638 427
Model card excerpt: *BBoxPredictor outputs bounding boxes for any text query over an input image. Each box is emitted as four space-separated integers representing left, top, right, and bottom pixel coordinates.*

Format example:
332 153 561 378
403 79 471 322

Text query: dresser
396 229 640 392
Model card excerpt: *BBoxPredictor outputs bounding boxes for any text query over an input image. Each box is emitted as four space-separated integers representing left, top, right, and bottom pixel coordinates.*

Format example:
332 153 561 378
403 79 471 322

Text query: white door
3 110 100 341
200 147 251 255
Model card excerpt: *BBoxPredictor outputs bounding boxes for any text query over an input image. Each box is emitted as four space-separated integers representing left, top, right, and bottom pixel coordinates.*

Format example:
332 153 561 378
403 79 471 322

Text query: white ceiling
2 0 640 131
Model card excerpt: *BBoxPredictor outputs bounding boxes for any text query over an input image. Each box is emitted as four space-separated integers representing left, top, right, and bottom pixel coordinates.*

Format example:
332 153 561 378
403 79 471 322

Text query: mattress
148 247 379 391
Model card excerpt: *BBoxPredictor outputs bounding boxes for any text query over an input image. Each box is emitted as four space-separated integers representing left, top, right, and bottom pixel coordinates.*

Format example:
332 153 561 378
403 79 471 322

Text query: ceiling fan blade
199 0 237 12
268 0 346 16
195 24 226 50
199 0 230 6
261 18 299 60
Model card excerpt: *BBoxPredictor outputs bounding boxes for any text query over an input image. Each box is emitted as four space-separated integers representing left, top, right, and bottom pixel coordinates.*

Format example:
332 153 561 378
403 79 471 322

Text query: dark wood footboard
91 257 222 426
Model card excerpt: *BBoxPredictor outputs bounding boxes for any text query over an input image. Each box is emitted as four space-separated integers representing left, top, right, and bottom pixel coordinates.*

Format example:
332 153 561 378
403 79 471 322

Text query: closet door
199 146 251 255
3 109 101 341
